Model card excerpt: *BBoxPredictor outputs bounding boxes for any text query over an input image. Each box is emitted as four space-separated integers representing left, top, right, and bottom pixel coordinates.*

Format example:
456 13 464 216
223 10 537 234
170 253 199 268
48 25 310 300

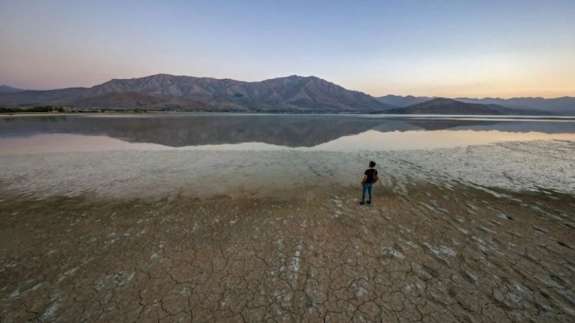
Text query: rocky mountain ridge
0 74 392 113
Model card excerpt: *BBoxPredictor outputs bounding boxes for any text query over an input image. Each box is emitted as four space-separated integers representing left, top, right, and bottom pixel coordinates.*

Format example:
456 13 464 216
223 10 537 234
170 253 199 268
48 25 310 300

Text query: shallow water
1 113 575 154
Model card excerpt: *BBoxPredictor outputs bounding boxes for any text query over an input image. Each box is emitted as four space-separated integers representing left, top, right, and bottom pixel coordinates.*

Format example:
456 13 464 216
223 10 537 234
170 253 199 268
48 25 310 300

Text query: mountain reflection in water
1 114 575 152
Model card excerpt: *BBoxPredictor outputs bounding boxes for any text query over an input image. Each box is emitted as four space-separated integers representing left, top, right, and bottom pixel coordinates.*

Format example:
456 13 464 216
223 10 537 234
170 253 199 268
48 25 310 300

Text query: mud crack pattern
1 182 574 322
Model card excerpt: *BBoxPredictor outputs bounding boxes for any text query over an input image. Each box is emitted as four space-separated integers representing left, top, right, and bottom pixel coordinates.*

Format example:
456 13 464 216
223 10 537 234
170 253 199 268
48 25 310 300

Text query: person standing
360 161 378 205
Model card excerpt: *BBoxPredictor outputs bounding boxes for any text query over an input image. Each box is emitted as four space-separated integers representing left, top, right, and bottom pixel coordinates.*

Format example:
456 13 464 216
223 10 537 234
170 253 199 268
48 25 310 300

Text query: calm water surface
1 114 575 154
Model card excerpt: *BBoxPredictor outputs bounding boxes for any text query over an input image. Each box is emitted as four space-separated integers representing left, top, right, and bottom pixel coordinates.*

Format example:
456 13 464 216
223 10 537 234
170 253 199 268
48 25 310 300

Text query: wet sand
1 140 575 322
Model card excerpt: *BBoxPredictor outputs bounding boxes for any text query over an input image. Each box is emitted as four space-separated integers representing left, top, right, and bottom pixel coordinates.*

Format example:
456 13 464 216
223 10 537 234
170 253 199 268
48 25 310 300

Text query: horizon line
1 73 573 100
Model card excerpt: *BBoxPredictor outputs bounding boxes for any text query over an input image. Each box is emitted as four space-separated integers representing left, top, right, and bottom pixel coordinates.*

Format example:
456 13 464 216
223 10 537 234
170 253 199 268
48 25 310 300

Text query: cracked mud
1 141 575 322
1 184 574 322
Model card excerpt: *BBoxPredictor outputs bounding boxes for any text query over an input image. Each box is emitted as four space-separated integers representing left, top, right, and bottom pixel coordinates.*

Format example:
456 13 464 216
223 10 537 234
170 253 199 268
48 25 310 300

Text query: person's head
369 161 376 168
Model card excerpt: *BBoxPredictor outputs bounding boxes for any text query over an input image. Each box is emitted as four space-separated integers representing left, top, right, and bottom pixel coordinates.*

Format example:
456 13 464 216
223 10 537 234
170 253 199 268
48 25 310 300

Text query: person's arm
361 174 367 184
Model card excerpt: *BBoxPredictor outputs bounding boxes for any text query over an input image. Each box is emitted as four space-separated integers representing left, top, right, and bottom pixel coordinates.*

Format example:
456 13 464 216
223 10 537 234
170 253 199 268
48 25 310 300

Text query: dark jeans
361 183 373 202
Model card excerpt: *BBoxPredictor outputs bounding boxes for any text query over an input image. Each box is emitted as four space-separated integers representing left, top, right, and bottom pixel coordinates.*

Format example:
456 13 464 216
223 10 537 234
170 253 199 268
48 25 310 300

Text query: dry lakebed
1 138 575 322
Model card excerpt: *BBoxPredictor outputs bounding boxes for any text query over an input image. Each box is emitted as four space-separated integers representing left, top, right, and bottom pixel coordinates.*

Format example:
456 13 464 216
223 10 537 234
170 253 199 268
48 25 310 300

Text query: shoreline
2 111 575 119
1 140 573 199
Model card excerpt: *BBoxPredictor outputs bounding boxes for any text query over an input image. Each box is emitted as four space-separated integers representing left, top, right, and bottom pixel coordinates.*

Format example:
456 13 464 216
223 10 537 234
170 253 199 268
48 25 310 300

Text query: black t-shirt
364 168 378 184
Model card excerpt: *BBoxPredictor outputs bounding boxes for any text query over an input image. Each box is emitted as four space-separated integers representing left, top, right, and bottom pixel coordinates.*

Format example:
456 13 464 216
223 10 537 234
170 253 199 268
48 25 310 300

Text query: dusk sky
1 0 574 98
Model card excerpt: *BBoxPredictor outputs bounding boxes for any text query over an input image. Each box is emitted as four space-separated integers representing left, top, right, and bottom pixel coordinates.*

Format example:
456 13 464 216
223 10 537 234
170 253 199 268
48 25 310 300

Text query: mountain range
384 98 548 115
0 85 24 94
0 74 391 113
0 74 573 114
378 95 575 115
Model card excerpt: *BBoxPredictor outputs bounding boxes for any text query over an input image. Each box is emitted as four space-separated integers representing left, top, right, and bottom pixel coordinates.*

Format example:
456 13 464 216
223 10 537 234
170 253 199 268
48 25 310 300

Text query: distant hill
458 96 575 115
377 95 432 107
0 85 24 94
0 74 394 113
378 94 574 115
384 98 550 115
